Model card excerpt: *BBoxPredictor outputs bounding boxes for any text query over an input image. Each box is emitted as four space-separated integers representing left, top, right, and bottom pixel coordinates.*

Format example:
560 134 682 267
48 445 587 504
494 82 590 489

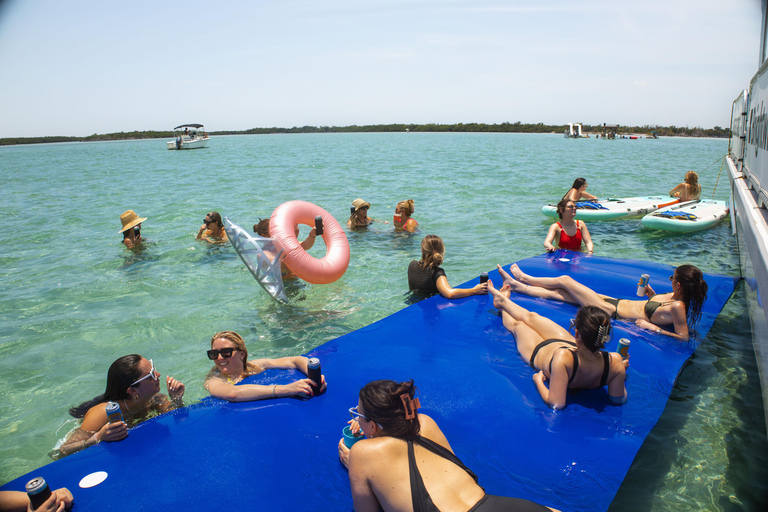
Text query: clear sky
0 0 761 138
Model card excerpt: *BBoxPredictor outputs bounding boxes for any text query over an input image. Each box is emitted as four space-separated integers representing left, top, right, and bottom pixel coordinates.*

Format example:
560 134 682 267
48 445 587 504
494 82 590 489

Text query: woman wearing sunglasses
204 330 326 401
544 198 593 253
488 281 627 409
495 263 708 341
337 379 556 512
196 211 228 244
58 355 185 457
393 199 418 233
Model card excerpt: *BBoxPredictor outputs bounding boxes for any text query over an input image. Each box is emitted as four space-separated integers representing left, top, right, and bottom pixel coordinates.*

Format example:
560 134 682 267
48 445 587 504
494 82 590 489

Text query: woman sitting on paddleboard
204 330 326 401
337 379 557 511
495 264 708 341
488 282 627 409
393 199 418 232
563 177 598 202
669 171 701 201
544 199 594 253
408 235 488 299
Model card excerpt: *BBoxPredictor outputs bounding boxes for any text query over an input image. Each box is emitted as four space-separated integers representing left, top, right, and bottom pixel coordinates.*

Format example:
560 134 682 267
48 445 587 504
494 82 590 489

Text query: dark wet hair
674 264 708 337
574 306 611 353
253 218 270 237
359 379 420 440
206 212 224 228
69 354 144 418
571 178 587 190
419 235 444 269
556 198 575 219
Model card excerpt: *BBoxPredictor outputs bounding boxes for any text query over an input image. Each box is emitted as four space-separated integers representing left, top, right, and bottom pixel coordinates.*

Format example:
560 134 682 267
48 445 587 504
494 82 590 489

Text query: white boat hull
167 137 210 150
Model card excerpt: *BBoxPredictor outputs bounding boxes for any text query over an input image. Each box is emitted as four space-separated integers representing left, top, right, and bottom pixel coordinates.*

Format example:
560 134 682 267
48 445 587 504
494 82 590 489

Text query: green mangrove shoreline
0 122 730 146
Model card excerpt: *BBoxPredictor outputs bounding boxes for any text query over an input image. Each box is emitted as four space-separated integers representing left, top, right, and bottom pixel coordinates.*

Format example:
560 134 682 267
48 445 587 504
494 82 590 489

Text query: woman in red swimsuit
544 199 594 253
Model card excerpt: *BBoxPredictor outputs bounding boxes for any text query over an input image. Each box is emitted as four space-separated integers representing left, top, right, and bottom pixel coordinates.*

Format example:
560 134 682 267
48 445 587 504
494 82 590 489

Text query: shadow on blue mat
1 251 737 512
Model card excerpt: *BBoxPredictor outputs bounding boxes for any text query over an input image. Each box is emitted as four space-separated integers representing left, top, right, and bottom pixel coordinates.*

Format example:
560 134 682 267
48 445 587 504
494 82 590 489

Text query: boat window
763 5 768 65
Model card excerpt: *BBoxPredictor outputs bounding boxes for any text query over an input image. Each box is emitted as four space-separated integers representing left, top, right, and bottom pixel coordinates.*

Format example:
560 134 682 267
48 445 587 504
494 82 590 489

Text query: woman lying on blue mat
497 264 707 342
59 354 186 457
488 282 627 409
338 379 557 512
204 330 326 401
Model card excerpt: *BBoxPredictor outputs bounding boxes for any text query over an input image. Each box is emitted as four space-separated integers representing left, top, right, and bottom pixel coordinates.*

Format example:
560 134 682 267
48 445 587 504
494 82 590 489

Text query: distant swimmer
393 199 418 232
669 171 701 201
408 235 487 299
253 217 317 279
544 199 594 253
563 178 598 202
337 378 558 512
347 198 389 228
58 355 185 457
488 281 627 409
204 330 326 401
196 211 228 244
496 263 708 341
119 209 146 248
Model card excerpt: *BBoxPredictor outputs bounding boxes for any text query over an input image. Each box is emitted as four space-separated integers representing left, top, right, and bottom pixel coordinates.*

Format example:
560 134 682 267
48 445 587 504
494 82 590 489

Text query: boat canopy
173 124 205 130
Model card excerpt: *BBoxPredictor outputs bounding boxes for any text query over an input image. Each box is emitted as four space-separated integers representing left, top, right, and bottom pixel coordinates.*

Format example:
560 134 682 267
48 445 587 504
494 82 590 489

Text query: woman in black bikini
488 281 627 409
496 264 708 342
337 379 556 512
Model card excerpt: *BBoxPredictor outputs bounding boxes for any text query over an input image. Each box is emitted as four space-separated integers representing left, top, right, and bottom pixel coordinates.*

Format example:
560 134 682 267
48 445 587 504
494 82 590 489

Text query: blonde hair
684 171 700 196
419 235 444 269
211 330 249 373
397 199 415 217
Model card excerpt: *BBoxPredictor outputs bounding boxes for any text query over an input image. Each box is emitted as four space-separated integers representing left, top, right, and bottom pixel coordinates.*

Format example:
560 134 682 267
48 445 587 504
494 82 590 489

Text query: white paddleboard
541 196 681 220
641 199 729 232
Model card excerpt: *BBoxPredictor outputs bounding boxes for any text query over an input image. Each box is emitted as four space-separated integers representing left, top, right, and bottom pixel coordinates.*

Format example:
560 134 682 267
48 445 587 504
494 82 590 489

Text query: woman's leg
497 265 577 303
489 282 571 363
505 264 614 315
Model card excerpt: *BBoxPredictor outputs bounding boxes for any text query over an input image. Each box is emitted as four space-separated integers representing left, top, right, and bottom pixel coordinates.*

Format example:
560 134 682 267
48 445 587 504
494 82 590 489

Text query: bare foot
496 265 527 294
488 281 511 310
509 263 528 283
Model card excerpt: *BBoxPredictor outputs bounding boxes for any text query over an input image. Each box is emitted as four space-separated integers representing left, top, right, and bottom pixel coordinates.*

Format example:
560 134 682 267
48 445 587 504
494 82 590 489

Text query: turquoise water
1 133 765 510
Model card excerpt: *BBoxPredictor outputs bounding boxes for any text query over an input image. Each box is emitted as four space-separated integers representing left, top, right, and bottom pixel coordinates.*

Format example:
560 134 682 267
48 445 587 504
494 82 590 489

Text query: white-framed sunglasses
130 359 158 387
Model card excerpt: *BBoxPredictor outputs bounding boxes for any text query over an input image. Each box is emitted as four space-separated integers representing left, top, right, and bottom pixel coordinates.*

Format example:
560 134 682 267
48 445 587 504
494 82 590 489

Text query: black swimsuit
529 339 611 387
407 436 551 512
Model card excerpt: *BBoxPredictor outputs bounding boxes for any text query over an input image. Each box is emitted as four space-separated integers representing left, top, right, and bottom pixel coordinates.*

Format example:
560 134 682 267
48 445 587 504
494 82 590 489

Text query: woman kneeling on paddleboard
496 264 708 341
669 171 702 201
544 199 594 253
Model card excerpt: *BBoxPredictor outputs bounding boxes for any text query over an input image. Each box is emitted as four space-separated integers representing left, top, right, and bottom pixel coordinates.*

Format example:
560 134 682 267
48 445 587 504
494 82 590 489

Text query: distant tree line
0 123 730 146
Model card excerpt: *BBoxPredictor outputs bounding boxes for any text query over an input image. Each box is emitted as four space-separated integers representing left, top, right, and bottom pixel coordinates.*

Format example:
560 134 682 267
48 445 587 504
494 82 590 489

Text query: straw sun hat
352 199 371 211
118 210 147 233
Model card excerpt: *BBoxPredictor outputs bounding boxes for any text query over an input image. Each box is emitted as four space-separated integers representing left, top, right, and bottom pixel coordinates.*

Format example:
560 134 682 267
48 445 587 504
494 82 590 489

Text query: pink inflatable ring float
269 200 350 284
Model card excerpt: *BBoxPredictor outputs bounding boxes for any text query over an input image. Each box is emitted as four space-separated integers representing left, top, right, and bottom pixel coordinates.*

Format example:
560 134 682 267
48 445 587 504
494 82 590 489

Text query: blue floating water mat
1 251 737 511
575 201 608 210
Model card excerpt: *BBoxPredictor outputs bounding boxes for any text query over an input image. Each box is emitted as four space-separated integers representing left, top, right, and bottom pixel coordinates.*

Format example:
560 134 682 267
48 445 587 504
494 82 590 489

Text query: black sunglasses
207 348 237 360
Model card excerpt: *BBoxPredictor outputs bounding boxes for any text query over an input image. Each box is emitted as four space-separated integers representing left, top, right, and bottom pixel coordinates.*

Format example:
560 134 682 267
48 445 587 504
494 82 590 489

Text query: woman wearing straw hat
347 198 389 228
119 210 146 249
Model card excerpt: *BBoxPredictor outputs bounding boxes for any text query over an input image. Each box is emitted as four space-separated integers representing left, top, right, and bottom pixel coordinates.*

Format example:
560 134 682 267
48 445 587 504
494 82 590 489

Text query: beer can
618 338 630 360
480 272 488 283
26 477 52 510
106 401 123 424
307 358 322 395
636 274 650 297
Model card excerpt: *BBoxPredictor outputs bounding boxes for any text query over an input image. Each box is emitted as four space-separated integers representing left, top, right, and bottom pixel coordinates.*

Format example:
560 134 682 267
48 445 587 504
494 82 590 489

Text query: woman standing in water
119 210 146 248
488 281 627 408
204 330 326 401
543 198 594 253
59 355 185 456
408 235 488 299
393 199 418 232
496 263 708 341
562 178 598 202
196 211 228 244
338 379 557 512
669 171 702 201
347 198 389 228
